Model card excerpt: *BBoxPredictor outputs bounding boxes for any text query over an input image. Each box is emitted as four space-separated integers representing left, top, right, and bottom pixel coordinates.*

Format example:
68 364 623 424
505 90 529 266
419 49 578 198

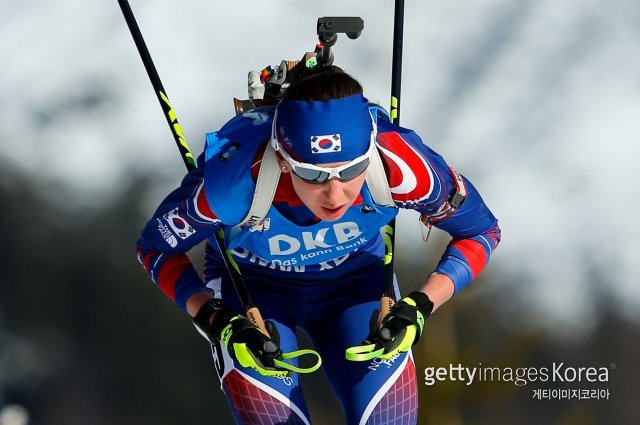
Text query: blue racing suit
136 107 501 425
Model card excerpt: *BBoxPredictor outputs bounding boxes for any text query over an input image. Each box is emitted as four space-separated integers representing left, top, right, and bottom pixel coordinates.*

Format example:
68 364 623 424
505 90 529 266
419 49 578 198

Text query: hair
282 66 364 102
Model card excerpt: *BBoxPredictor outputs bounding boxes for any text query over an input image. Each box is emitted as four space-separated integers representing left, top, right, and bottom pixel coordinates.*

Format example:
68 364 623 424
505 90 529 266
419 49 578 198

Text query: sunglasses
275 140 373 184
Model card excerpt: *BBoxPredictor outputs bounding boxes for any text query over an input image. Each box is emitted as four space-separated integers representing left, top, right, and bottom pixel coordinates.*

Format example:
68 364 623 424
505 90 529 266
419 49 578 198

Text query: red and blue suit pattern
136 113 500 425
137 126 500 307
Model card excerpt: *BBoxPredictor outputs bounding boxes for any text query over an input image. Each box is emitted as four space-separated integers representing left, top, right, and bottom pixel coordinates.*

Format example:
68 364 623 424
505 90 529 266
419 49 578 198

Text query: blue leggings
207 264 418 425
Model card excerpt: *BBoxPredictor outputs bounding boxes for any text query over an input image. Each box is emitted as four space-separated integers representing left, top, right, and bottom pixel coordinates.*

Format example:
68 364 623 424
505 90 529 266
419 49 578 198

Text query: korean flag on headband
311 134 342 154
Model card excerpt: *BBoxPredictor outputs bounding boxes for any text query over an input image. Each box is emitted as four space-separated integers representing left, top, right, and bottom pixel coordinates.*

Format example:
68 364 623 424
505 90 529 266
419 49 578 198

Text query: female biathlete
135 68 501 425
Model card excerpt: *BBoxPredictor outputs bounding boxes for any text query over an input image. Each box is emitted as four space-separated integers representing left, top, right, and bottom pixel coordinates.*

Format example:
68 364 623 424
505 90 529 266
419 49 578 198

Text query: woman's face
279 159 367 222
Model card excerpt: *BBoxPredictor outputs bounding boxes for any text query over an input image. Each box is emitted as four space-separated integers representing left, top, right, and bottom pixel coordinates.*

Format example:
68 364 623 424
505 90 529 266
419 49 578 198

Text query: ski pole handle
379 295 396 327
246 306 269 336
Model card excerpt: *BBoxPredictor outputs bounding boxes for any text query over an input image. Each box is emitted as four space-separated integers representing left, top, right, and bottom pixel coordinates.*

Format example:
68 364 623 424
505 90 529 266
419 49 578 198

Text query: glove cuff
193 298 234 343
405 291 434 319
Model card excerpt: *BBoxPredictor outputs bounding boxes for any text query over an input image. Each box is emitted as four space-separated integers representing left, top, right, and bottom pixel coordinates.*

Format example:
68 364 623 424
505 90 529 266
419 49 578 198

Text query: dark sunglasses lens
339 158 370 181
293 167 329 184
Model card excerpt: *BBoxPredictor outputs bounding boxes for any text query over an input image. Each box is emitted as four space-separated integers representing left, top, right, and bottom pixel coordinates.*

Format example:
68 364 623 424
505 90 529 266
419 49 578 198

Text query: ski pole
117 0 269 336
379 0 406 322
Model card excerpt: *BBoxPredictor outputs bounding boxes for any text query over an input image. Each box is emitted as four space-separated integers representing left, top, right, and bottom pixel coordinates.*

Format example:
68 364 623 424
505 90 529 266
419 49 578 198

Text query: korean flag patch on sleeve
311 134 342 154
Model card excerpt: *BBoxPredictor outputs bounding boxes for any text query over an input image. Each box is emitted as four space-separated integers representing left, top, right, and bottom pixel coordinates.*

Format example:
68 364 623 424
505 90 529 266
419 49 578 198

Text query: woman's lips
321 205 346 214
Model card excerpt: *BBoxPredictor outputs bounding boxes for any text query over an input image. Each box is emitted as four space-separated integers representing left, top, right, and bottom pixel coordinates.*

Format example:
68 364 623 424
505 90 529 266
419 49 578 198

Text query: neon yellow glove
194 299 321 377
346 291 434 361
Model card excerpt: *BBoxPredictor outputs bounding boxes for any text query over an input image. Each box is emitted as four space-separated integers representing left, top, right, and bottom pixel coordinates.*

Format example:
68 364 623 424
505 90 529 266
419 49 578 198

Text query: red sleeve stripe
136 248 155 272
485 226 502 248
156 254 192 301
450 239 488 278
142 254 153 272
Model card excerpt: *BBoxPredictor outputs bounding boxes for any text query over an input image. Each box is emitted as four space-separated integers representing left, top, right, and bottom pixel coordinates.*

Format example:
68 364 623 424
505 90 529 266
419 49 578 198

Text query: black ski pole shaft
117 0 268 335
380 0 405 321
117 0 195 171
213 233 269 335
390 0 405 125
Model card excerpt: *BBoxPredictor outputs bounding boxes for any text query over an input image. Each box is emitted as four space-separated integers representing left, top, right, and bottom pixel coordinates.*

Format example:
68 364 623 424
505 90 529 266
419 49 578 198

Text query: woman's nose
322 178 344 202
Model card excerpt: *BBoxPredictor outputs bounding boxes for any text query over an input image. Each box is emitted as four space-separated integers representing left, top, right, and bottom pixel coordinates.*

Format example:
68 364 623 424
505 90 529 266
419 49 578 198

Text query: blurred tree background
2 0 639 423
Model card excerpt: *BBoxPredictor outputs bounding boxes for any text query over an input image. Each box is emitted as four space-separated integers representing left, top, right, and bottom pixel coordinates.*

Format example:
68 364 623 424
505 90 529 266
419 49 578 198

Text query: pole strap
274 349 323 374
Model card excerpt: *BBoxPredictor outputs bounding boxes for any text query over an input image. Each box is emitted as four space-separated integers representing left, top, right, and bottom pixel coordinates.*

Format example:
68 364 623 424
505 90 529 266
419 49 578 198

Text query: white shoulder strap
365 144 396 208
238 143 281 227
